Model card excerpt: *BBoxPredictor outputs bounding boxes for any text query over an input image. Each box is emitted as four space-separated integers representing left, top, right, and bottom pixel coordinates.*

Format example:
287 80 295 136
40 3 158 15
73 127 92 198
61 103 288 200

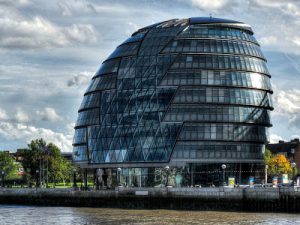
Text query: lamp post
221 164 226 187
73 168 77 189
43 146 50 188
117 167 122 187
36 170 40 188
291 162 297 186
1 171 5 188
265 165 268 185
165 166 170 187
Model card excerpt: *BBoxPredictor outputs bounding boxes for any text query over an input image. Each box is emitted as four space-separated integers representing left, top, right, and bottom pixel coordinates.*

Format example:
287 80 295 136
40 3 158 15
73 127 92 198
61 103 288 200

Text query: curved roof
189 17 243 24
133 17 253 36
189 17 253 33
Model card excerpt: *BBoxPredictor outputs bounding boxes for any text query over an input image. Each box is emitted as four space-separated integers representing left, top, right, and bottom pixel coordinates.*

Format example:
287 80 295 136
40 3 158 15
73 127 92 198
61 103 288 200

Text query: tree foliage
264 149 293 176
20 139 72 185
264 148 273 165
0 152 18 180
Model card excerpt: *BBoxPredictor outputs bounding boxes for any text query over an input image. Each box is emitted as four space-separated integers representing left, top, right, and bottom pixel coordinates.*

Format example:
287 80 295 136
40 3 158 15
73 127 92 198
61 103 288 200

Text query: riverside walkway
0 187 300 212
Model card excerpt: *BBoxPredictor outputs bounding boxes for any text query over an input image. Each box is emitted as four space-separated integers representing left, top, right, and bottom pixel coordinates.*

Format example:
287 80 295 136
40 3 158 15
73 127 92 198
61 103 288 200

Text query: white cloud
66 122 75 133
0 0 31 6
0 4 97 49
190 0 228 10
293 37 300 46
36 108 61 122
291 134 300 140
67 72 93 87
14 109 29 123
0 108 9 120
260 36 277 46
272 86 300 129
273 87 300 115
57 1 72 17
126 22 139 36
269 134 284 143
0 122 72 151
269 134 300 143
251 0 284 9
286 2 300 17
0 107 63 124
57 0 96 16
64 24 96 44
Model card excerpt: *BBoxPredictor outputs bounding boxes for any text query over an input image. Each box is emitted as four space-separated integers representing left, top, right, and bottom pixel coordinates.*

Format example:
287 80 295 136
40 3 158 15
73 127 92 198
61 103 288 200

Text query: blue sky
1 0 300 151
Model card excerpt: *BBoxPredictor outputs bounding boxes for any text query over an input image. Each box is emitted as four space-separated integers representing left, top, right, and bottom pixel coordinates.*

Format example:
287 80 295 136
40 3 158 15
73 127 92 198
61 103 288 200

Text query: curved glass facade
73 17 273 187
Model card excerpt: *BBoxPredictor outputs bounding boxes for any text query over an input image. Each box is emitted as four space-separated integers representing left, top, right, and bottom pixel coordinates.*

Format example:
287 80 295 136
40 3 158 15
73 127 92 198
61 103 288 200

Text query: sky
1 0 300 152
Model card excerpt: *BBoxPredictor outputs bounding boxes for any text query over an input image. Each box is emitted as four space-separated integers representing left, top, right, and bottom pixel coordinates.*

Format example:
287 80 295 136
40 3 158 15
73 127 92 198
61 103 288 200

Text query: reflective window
171 55 269 74
73 128 87 144
88 123 180 163
179 123 267 142
164 105 270 125
76 108 100 127
95 58 120 76
73 145 88 161
161 70 271 90
139 25 186 56
79 93 100 110
86 73 117 93
108 42 140 59
173 87 272 108
172 142 264 160
163 39 264 59
122 31 146 44
179 25 258 44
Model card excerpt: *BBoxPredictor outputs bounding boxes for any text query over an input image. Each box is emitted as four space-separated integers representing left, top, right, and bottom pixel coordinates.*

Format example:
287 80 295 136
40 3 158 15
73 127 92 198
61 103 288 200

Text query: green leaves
265 148 293 177
20 138 72 184
0 152 18 180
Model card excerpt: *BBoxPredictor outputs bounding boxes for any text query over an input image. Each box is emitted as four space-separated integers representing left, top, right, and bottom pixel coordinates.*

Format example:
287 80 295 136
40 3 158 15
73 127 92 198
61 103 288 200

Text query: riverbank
0 187 299 212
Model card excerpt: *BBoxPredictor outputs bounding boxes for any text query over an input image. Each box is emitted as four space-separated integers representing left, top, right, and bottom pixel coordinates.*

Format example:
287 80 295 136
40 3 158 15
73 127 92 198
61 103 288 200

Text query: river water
0 205 300 225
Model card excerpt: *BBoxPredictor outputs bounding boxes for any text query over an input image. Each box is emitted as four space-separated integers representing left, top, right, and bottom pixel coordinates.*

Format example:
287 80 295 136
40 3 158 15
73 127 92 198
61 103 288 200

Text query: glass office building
73 17 273 187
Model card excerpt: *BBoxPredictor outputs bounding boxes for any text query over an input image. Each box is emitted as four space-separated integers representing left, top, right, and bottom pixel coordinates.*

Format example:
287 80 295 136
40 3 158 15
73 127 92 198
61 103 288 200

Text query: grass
8 182 95 189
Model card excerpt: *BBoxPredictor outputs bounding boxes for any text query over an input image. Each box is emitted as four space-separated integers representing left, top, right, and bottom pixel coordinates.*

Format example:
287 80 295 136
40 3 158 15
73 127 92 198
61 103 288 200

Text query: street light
36 170 40 188
265 165 269 185
117 168 122 187
221 164 226 187
291 162 297 186
165 166 170 187
73 168 77 189
1 171 5 188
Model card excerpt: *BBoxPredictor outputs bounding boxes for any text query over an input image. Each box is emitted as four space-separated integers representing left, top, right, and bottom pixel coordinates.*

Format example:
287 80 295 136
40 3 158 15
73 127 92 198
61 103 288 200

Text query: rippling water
0 205 300 225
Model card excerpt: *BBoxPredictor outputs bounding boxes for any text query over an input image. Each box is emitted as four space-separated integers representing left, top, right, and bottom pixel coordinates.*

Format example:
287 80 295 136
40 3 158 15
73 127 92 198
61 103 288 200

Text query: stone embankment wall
0 187 299 212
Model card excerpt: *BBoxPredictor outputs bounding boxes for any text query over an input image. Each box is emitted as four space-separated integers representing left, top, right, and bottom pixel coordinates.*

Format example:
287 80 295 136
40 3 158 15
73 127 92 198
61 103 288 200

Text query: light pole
292 162 297 186
265 165 268 185
73 168 77 189
43 146 50 188
117 168 122 187
36 170 40 188
1 171 5 188
221 164 226 187
165 166 170 187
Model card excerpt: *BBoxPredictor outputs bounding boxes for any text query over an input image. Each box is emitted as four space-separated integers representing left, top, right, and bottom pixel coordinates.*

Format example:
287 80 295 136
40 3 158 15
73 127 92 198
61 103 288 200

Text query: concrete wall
0 187 299 212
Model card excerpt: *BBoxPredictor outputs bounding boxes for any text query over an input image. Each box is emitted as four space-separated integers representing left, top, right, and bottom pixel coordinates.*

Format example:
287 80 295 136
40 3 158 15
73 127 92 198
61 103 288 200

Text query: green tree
0 151 18 180
47 143 72 185
20 139 72 186
264 148 273 166
264 149 294 177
